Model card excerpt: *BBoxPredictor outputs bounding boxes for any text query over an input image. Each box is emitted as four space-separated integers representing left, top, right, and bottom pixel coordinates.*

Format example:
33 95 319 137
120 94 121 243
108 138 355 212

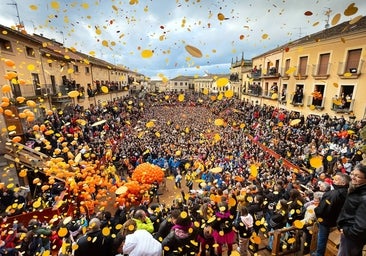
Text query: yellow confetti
178 94 185 102
102 227 110 236
141 49 154 58
58 227 68 237
50 1 60 10
216 77 229 87
81 3 89 9
29 5 38 10
27 64 35 71
331 13 341 26
101 86 109 93
224 90 233 98
262 33 269 39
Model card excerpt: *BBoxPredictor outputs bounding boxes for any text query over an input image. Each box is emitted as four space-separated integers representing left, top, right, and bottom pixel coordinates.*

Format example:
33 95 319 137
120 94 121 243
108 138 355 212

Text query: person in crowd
185 170 194 191
267 199 289 251
312 172 350 256
154 208 180 241
196 202 215 256
175 170 182 189
23 219 52 256
74 218 113 256
121 219 162 256
132 209 154 233
235 206 254 256
161 211 199 256
211 202 236 256
301 191 324 254
337 163 366 256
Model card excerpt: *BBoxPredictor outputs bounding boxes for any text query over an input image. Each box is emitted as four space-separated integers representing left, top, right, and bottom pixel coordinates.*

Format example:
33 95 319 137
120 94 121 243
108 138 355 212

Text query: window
266 61 271 75
284 59 290 71
270 82 278 98
26 46 35 57
332 85 355 112
280 84 287 102
311 84 325 107
0 38 12 52
85 67 90 74
73 65 79 73
283 59 290 78
298 56 308 76
32 73 41 96
317 53 330 75
292 84 304 105
275 59 280 73
345 49 362 73
9 70 21 97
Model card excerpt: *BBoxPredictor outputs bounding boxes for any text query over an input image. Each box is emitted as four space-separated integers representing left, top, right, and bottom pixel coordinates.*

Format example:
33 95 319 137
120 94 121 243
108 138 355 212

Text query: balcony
337 60 363 79
260 67 281 78
307 95 325 110
248 69 262 80
312 64 330 80
293 65 309 80
331 97 355 113
289 94 304 107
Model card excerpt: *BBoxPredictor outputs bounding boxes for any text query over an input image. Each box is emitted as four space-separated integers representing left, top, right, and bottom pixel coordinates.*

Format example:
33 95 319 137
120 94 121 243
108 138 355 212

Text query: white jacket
123 229 162 256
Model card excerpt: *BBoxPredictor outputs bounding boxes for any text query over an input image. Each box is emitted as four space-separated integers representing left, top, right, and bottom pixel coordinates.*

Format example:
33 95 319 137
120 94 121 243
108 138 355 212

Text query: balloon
2 84 12 93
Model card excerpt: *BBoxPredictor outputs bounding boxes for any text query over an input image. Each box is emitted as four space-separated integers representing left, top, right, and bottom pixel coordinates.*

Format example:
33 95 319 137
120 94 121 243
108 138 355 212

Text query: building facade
242 16 366 120
0 24 146 147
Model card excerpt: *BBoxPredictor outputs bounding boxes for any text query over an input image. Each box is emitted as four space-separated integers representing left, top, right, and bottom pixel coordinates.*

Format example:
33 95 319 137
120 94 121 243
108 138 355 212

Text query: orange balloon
16 96 26 103
2 84 12 93
4 59 15 67
0 101 9 108
5 72 17 80
26 116 35 122
12 136 22 143
33 125 40 131
37 124 45 132
4 109 13 116
18 112 27 118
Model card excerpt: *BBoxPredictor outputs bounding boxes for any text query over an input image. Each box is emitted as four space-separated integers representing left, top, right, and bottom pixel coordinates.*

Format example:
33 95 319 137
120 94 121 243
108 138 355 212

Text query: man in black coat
74 218 113 256
313 172 350 256
337 163 366 256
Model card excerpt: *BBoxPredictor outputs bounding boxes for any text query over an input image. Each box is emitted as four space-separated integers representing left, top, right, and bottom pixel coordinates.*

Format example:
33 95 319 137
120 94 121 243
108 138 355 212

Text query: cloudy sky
1 0 365 80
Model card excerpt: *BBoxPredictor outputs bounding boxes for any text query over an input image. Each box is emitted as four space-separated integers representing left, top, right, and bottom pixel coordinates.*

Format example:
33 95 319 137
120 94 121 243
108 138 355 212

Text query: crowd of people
1 91 366 255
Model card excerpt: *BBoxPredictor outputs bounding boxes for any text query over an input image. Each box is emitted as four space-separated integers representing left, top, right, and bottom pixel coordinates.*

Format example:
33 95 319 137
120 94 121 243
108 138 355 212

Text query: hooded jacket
337 184 366 242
